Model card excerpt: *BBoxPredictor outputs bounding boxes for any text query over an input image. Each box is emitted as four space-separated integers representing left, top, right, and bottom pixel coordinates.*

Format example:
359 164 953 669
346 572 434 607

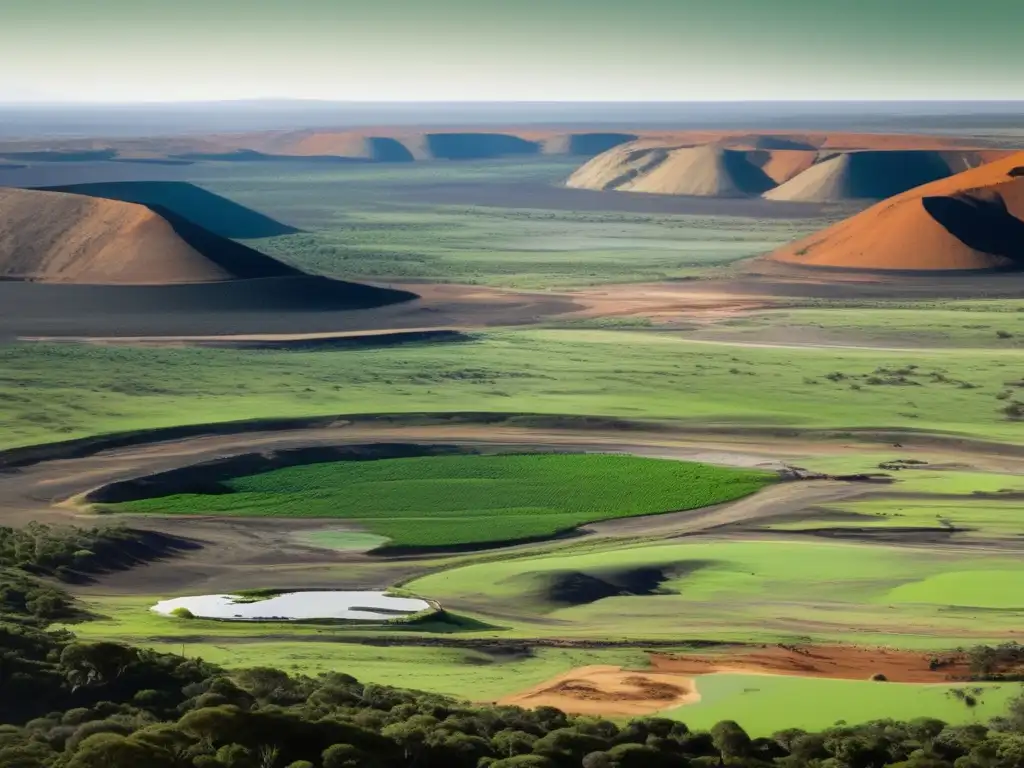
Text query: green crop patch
407 539 1024 644
667 674 1019 735
107 454 774 549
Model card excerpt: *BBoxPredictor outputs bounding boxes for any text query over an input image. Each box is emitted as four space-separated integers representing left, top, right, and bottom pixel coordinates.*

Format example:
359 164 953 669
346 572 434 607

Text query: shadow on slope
146 206 302 278
542 133 638 156
528 560 720 608
923 190 1024 267
43 181 298 239
766 150 959 202
364 137 416 162
721 149 777 195
425 133 540 160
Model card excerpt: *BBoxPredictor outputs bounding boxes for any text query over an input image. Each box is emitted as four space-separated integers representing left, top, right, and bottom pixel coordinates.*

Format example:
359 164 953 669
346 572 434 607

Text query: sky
1 0 1022 103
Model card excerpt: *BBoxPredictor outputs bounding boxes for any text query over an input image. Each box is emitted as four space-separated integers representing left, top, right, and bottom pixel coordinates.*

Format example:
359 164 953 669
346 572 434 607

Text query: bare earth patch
499 645 973 717
650 644 971 683
497 665 699 716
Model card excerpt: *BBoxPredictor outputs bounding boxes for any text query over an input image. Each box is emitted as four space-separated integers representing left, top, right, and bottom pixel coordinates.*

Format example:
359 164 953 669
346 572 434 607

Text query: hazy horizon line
4 98 1024 107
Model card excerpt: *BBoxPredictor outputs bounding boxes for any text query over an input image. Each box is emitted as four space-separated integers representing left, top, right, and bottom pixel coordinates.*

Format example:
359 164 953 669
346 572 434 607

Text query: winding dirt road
5 416 1024 596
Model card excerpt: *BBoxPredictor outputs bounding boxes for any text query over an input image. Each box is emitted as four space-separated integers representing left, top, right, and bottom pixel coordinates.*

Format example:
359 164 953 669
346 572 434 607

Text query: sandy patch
498 665 699 716
564 283 774 322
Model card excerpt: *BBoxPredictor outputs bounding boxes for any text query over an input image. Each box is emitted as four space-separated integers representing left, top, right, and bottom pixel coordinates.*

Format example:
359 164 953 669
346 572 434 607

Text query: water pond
151 591 430 621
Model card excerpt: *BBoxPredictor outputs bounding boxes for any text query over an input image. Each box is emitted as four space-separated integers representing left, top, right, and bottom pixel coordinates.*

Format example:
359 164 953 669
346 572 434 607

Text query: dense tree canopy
3 525 1024 768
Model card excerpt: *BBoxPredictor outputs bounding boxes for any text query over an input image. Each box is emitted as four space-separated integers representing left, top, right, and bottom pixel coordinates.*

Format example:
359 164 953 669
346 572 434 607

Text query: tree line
4 525 1024 768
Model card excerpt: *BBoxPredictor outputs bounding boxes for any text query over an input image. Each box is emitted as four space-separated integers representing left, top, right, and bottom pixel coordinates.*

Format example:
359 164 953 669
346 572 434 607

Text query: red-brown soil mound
0 186 299 284
768 152 1024 271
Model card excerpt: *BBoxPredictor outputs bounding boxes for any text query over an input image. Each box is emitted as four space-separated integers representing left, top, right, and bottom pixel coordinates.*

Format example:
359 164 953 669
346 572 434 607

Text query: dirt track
650 644 970 683
4 417 1024 596
7 268 1024 339
0 423 850 594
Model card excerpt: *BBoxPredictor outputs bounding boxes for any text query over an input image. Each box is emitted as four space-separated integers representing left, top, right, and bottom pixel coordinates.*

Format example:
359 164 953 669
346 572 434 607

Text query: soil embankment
651 644 971 683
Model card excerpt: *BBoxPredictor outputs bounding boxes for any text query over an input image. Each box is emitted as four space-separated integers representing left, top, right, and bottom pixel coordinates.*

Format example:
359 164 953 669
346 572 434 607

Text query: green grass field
696 305 1024 348
4 329 1024 450
137 640 1021 734
72 593 1024 733
405 538 1024 645
107 454 773 548
141 641 649 702
180 159 825 289
669 674 1021 735
766 497 1024 542
249 209 813 289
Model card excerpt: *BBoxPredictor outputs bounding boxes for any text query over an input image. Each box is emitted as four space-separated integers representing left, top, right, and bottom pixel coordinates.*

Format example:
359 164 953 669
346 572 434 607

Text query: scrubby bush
1001 402 1024 419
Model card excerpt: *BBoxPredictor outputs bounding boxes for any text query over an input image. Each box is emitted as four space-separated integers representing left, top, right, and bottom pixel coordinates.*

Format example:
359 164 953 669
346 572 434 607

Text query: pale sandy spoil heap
567 135 1013 203
566 144 775 197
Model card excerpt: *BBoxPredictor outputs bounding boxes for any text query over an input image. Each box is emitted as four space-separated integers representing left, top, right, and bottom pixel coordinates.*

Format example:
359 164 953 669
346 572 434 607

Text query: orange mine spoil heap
768 152 1024 272
0 186 299 285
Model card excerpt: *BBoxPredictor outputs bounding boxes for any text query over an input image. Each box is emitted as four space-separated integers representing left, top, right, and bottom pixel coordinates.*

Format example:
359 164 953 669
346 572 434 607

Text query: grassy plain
181 159 824 288
697 304 1024 348
142 641 648 702
12 158 1024 730
74 596 1023 733
405 538 1024 646
137 640 1021 734
669 674 1021 735
767 497 1024 543
4 329 1024 450
108 454 773 548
